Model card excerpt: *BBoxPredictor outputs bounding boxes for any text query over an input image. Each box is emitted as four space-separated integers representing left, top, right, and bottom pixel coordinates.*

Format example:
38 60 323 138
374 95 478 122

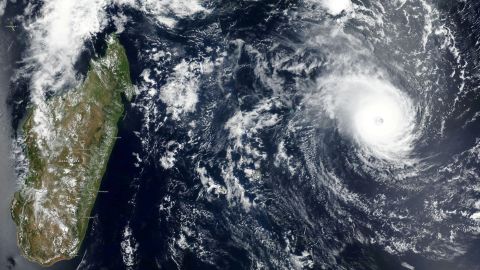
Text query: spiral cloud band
319 75 418 162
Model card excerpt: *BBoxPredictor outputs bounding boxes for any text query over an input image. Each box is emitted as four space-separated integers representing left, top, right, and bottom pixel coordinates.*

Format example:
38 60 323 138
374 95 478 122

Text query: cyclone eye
375 117 384 126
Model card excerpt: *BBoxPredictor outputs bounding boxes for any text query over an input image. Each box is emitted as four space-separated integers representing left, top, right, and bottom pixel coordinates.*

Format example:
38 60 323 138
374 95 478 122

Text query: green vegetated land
11 36 133 266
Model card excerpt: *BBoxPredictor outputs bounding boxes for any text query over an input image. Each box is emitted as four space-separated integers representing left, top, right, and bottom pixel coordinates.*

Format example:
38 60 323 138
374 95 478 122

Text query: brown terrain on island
10 36 134 266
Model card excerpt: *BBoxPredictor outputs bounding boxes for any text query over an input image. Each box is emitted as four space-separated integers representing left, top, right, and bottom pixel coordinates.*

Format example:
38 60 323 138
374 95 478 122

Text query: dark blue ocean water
3 1 480 270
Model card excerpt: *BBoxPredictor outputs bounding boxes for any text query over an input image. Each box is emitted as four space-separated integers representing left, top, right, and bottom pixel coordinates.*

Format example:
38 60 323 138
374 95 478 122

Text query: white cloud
318 0 353 15
24 0 110 142
120 224 139 269
471 212 480 222
0 0 6 17
115 0 208 28
225 99 280 150
112 12 129 33
159 59 212 120
159 141 183 169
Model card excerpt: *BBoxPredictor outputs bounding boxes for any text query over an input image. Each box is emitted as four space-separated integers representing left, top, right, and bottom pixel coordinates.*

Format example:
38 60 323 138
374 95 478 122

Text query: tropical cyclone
10 36 133 266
